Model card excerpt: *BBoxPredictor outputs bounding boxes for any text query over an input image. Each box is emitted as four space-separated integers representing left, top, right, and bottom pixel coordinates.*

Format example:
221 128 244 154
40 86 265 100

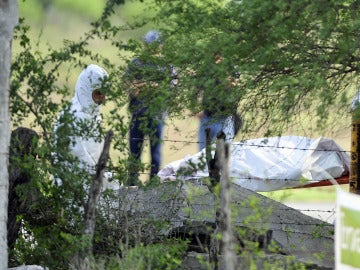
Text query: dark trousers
128 114 163 185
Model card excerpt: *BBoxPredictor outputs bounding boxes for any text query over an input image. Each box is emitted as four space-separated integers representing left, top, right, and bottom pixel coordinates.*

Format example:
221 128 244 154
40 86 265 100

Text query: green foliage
9 147 95 267
9 0 360 267
110 240 187 270
10 1 130 267
76 239 187 269
156 0 359 136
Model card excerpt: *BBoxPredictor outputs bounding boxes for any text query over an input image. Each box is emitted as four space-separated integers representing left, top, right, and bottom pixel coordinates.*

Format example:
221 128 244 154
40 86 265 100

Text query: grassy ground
260 185 343 203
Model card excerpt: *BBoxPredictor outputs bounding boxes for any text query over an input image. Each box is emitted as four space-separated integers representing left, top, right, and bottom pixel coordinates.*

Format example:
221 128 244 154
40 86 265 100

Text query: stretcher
295 175 349 189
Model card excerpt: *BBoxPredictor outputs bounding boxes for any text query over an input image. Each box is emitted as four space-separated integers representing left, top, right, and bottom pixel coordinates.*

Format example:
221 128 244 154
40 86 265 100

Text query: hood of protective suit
74 64 108 113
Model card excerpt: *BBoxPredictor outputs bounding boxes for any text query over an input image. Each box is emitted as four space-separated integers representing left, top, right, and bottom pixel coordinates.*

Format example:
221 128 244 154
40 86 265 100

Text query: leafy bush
109 240 188 270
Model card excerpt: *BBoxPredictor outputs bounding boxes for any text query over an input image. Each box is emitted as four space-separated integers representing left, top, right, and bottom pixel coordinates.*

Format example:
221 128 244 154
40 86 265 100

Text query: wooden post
206 128 220 269
219 142 236 270
350 91 360 194
82 130 113 255
207 130 236 269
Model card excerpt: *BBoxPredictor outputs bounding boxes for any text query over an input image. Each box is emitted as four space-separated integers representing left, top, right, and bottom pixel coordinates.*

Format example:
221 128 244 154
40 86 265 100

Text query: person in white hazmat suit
53 64 112 189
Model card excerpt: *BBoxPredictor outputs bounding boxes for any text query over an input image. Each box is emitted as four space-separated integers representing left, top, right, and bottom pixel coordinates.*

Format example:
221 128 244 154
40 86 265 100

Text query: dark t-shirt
200 76 237 118
192 58 239 118
125 58 173 117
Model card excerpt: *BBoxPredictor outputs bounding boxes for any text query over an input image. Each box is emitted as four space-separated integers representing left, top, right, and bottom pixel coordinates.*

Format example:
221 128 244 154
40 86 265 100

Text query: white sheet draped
158 136 350 192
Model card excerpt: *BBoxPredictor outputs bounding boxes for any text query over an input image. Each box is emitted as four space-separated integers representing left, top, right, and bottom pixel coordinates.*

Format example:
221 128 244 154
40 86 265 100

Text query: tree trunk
0 1 18 269
83 130 114 248
73 130 113 269
8 128 39 250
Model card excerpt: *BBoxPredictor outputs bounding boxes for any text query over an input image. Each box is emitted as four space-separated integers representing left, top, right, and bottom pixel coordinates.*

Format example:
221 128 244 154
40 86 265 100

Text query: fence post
206 129 220 269
206 131 236 270
219 141 236 270
350 90 360 194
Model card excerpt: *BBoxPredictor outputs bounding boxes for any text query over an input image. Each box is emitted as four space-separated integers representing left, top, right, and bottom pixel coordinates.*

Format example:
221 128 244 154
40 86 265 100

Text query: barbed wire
28 129 351 154
97 191 338 227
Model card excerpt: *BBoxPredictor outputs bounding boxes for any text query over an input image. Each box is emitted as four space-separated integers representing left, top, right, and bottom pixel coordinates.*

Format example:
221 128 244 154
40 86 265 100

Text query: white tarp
158 136 350 192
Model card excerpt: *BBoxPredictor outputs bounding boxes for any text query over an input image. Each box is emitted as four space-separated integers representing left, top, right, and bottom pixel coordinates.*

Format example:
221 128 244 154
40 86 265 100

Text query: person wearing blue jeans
129 114 163 184
196 53 241 151
124 30 176 185
198 114 235 151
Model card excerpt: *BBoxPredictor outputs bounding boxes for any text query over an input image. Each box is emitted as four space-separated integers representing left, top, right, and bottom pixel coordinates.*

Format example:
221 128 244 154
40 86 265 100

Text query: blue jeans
129 114 163 185
199 115 235 151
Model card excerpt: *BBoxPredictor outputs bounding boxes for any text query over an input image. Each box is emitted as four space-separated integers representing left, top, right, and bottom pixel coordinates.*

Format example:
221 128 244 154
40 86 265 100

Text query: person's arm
125 62 162 99
123 58 145 99
195 111 205 119
128 80 147 98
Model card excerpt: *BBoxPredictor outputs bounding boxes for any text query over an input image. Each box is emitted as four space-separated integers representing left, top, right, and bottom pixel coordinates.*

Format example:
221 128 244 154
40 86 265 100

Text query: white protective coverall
53 64 108 175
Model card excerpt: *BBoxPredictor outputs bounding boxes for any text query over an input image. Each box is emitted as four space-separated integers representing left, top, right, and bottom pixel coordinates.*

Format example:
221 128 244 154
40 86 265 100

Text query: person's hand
130 80 147 97
226 75 239 87
195 111 205 119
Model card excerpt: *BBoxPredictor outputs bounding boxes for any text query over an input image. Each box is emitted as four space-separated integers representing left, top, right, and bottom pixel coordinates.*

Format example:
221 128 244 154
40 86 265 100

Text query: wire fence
131 134 346 224
96 186 336 241
26 128 349 223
